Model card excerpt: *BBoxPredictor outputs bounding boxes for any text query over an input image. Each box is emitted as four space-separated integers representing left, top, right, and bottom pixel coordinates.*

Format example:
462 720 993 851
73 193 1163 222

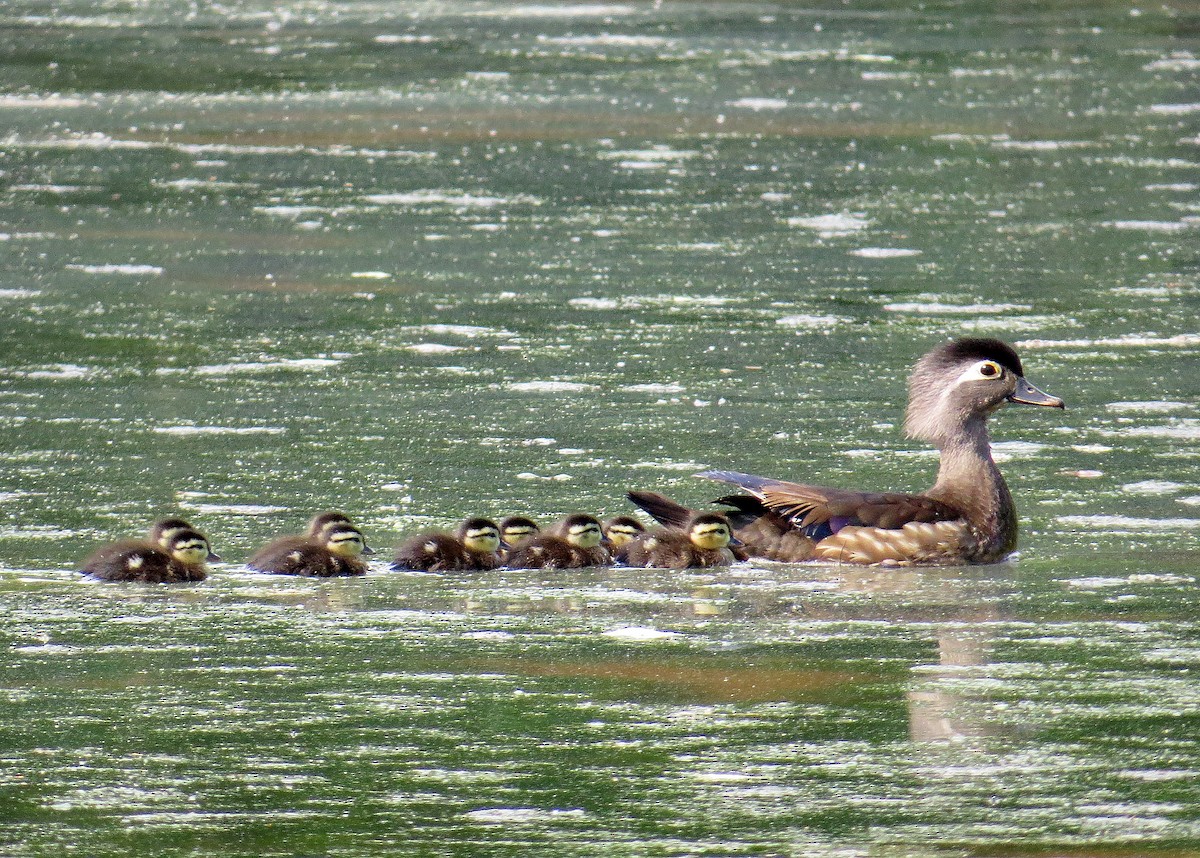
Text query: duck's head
687 513 739 551
500 516 539 547
324 523 371 559
168 529 220 565
603 515 645 547
905 338 1064 446
308 510 353 539
150 517 195 548
458 518 503 555
560 514 606 549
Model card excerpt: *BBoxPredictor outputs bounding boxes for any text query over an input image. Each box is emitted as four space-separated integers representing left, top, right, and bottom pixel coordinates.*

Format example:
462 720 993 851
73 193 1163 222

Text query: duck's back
250 536 366 577
81 540 207 583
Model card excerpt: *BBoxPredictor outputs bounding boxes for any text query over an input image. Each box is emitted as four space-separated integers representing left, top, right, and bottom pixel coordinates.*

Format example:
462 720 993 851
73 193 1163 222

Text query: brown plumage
81 528 218 583
630 338 1064 566
248 522 372 577
505 514 610 569
391 517 504 572
616 512 741 569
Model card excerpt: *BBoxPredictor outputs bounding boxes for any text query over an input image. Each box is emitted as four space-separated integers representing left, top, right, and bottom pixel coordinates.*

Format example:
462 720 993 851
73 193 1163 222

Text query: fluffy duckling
307 510 354 538
81 528 219 583
248 522 373 577
499 516 540 553
505 513 610 570
391 517 505 572
603 515 646 549
147 516 197 548
616 512 742 569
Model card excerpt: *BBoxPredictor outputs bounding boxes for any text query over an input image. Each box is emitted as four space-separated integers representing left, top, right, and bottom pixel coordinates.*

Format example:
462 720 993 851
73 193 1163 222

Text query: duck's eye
978 361 1002 379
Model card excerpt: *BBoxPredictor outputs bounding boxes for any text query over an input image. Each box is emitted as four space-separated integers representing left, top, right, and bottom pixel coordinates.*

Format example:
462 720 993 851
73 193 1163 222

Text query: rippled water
2 0 1199 854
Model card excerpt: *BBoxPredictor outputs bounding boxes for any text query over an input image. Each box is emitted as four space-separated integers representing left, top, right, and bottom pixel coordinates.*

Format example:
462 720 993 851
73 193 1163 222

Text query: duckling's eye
978 360 1002 379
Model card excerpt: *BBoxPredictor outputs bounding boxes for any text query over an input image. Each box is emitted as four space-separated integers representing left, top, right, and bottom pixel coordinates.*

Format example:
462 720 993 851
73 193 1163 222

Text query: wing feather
698 469 961 530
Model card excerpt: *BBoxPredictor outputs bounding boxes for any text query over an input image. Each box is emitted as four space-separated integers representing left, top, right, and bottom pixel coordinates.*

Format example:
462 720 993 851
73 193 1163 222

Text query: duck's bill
1009 377 1065 408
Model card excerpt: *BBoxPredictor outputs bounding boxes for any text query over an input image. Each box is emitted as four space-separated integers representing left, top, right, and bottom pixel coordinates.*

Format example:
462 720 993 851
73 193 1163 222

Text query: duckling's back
81 539 208 583
392 532 475 572
617 530 736 569
504 535 587 569
249 536 367 577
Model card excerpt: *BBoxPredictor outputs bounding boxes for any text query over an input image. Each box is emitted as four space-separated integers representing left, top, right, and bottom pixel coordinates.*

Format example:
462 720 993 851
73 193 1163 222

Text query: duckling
628 338 1064 566
603 515 646 548
499 516 540 553
81 528 219 583
147 516 196 548
505 513 610 569
248 522 372 577
617 512 742 569
391 517 505 572
306 510 354 538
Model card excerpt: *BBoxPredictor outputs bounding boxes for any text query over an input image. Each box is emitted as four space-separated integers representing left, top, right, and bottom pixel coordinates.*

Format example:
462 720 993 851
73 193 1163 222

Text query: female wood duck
391 517 505 572
81 527 220 583
629 338 1064 566
504 513 610 569
616 512 742 569
603 515 646 548
248 521 373 577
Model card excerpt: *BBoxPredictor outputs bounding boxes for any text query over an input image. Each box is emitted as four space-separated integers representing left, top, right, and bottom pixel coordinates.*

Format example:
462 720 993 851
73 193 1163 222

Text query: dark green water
2 1 1199 854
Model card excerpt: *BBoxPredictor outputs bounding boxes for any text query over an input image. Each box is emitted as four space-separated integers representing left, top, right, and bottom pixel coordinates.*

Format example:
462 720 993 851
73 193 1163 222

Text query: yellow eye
978 361 1002 379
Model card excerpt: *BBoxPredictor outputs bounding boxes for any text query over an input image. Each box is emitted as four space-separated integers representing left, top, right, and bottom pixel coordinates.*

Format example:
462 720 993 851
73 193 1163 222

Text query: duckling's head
500 516 540 547
458 518 503 555
905 338 1063 446
168 529 219 566
150 517 194 548
687 513 737 551
308 511 353 539
560 514 606 549
603 516 645 547
323 523 370 559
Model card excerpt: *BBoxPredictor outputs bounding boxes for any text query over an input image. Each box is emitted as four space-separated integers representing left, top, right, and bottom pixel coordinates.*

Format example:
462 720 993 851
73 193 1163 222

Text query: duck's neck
925 419 1017 556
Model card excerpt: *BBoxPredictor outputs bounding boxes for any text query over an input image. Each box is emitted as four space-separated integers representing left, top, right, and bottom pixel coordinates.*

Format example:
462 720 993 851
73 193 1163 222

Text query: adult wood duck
248 521 374 577
629 338 1064 566
616 512 742 569
81 527 220 583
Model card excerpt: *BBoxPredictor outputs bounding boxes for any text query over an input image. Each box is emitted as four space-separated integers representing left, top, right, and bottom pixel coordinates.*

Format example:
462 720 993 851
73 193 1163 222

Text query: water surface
1 1 1199 854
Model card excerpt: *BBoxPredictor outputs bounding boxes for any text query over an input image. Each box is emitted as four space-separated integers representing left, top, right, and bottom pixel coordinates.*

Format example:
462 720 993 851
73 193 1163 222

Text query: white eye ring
972 360 1003 380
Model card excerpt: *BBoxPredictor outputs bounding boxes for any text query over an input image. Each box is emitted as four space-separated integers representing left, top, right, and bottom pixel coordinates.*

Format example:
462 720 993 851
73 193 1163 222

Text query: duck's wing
625 491 692 529
699 470 961 533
